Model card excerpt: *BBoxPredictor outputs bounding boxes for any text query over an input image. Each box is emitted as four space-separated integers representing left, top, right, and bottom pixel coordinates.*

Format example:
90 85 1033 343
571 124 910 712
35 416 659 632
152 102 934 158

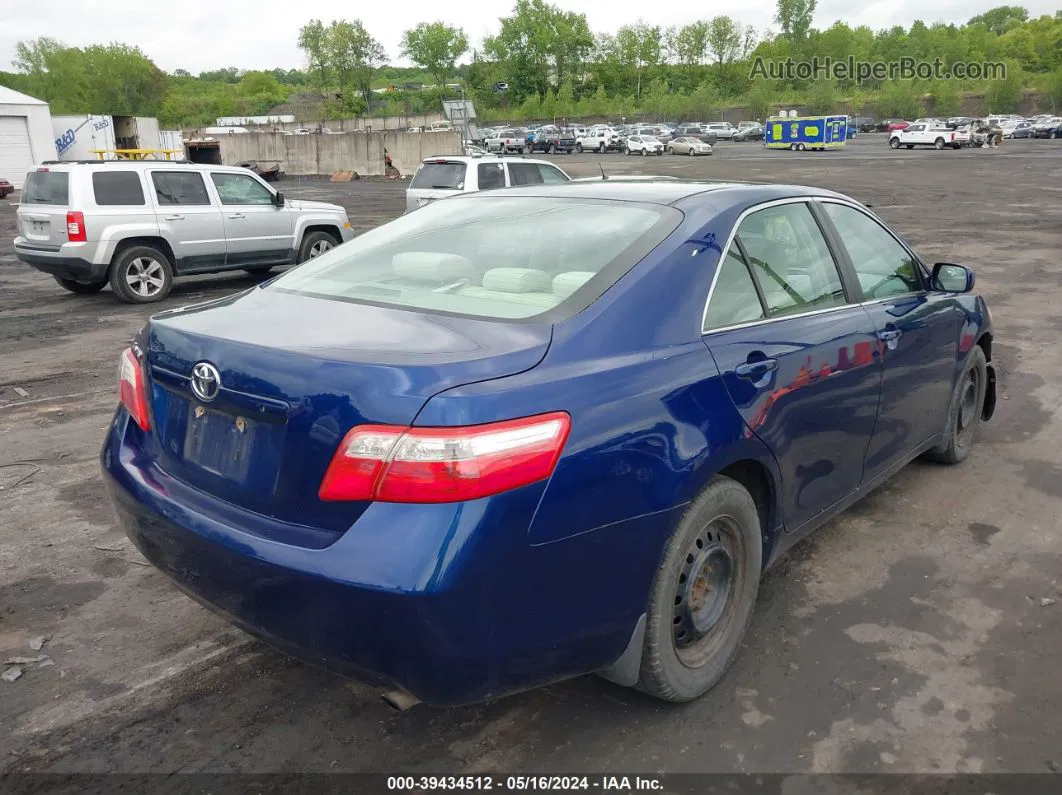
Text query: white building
0 86 54 188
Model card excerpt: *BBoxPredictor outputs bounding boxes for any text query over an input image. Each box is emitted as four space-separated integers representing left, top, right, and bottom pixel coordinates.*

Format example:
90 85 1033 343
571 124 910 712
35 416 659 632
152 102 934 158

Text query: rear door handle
228 213 246 219
735 358 779 378
163 214 184 221
877 329 902 344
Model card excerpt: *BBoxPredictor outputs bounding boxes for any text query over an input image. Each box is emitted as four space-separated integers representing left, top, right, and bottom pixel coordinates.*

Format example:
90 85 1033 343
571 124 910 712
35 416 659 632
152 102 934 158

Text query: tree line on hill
2 2 1061 129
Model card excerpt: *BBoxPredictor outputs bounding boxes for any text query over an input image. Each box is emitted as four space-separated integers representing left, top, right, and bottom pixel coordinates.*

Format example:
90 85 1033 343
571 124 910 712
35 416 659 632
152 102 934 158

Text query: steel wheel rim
309 240 333 258
672 516 742 668
125 257 164 297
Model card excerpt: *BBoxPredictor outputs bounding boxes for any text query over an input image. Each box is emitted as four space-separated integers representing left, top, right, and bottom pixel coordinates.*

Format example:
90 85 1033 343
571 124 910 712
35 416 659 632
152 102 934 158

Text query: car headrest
392 252 475 282
481 268 551 293
552 271 595 298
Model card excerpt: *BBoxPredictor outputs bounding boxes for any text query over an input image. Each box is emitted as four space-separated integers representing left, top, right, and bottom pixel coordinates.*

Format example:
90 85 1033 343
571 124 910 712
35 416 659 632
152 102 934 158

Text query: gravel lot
2 135 1061 776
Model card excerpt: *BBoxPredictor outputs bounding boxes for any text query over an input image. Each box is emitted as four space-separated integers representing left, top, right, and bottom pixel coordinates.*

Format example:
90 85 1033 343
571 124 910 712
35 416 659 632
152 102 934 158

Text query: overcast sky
1 0 1054 74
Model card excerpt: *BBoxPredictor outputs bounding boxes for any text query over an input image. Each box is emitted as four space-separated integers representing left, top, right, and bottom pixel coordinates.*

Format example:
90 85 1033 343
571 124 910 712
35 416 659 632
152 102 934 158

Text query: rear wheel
576 143 583 153
298 230 338 263
54 276 107 295
109 245 174 304
796 142 806 151
640 148 647 156
637 476 762 703
598 143 606 153
548 143 556 154
934 137 946 149
789 143 798 151
923 346 988 465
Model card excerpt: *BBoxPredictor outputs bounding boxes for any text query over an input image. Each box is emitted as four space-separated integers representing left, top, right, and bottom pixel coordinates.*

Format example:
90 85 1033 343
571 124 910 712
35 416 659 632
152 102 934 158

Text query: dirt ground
2 135 1061 776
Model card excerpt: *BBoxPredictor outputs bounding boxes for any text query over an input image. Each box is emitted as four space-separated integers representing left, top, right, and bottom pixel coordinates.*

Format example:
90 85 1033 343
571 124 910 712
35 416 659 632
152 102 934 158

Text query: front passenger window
736 203 847 318
822 203 921 299
210 173 274 206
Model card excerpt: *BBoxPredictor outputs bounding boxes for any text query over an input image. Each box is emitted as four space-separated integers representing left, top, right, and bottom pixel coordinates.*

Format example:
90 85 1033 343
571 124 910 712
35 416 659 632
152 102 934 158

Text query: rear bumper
14 239 107 282
101 412 658 705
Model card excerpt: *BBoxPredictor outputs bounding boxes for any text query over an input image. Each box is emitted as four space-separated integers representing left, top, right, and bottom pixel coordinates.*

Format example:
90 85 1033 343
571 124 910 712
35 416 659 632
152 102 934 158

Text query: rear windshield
410 162 465 190
21 171 69 205
270 197 681 321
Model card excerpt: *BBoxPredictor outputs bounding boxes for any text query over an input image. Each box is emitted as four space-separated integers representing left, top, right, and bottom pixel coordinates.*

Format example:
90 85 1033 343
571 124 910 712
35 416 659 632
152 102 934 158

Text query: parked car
704 122 737 140
405 155 570 212
879 119 911 132
674 124 718 144
526 126 576 154
667 136 713 156
576 127 623 153
635 125 673 143
625 134 664 156
848 116 877 133
889 123 963 150
1032 117 1062 138
731 124 764 142
1001 119 1034 138
103 179 996 707
945 116 977 130
14 161 353 303
484 128 526 153
0 177 13 199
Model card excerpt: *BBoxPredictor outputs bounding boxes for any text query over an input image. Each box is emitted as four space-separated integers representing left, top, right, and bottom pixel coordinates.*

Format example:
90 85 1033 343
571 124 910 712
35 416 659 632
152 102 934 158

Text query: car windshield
21 171 70 205
410 162 465 190
642 136 660 143
270 197 679 320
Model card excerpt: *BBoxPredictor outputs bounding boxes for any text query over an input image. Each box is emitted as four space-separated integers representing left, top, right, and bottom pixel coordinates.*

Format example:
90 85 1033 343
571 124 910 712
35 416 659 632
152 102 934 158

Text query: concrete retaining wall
216 130 461 177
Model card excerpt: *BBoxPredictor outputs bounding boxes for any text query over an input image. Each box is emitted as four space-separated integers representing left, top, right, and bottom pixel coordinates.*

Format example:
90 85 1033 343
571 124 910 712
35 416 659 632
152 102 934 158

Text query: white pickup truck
575 127 622 153
888 123 963 150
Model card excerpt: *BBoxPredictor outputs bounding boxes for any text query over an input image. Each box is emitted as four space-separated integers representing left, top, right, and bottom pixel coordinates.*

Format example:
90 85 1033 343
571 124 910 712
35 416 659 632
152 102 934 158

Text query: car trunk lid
143 287 551 535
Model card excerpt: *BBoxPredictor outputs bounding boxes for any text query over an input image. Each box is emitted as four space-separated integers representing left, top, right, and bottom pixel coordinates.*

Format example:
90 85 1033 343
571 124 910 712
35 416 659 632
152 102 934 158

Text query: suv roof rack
38 159 193 166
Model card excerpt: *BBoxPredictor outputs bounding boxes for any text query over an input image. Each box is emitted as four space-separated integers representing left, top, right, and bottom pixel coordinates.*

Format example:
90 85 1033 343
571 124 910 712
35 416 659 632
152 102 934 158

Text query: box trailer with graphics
53 115 168 160
765 115 848 151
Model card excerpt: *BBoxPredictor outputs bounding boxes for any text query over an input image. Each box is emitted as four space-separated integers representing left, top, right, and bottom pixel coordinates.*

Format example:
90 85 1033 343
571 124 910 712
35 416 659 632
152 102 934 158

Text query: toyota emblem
190 362 221 402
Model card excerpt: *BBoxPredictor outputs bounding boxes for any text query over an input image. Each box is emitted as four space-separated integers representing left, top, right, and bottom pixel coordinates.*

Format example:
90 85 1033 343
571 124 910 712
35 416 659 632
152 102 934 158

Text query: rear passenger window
736 203 847 318
152 172 211 206
508 163 543 186
92 172 145 206
704 244 765 331
477 162 505 190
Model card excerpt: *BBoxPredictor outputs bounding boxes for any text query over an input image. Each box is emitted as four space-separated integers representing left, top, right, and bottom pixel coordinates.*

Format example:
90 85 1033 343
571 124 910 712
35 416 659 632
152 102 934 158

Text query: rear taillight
66 211 86 242
118 348 150 432
319 412 571 503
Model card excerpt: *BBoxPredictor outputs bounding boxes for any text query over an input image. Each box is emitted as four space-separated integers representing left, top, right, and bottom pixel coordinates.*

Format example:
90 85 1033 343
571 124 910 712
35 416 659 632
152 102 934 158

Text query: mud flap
597 613 646 687
983 364 997 421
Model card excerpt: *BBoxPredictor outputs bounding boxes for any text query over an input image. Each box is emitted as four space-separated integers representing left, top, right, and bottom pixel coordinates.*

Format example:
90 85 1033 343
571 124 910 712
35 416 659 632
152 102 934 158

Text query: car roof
34 160 241 172
457 178 847 207
419 155 557 167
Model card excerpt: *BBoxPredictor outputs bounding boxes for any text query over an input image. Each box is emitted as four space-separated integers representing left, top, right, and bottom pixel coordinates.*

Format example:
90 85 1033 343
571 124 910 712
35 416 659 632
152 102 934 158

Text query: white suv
405 155 571 212
14 160 353 303
625 135 664 156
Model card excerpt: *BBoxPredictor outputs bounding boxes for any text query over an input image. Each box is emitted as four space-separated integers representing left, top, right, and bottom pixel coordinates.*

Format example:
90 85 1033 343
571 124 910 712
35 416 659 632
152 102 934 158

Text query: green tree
805 78 837 113
400 22 469 89
298 19 385 112
983 63 1024 112
484 0 594 100
775 0 817 42
615 22 662 101
968 6 1029 36
12 38 89 113
877 81 922 119
930 79 962 116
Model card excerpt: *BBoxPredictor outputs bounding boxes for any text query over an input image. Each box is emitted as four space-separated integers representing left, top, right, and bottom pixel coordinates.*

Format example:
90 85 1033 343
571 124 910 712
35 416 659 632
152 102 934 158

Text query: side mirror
273 191 285 207
932 262 975 293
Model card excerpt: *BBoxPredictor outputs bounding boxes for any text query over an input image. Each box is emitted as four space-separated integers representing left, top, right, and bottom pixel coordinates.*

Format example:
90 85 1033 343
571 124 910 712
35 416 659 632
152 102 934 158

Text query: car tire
689 149 695 156
109 245 174 304
889 137 901 149
576 143 583 153
549 144 556 154
626 147 632 156
298 230 338 263
637 475 762 703
789 143 798 151
923 346 988 465
54 276 107 295
656 150 663 156
796 143 806 151
598 143 606 153
640 148 647 156
667 147 673 154
934 138 945 149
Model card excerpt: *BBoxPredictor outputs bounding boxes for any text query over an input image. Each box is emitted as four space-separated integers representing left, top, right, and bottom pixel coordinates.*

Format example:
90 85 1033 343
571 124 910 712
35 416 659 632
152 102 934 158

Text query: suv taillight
66 211 86 242
118 348 151 432
319 412 571 503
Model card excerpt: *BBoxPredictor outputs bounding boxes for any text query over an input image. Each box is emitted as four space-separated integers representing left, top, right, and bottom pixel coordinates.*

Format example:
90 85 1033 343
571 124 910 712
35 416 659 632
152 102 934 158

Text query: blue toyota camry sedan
102 180 996 705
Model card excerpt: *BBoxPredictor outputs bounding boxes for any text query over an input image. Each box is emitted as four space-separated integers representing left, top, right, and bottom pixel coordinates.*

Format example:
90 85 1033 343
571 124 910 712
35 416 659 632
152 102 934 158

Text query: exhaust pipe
380 688 420 711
